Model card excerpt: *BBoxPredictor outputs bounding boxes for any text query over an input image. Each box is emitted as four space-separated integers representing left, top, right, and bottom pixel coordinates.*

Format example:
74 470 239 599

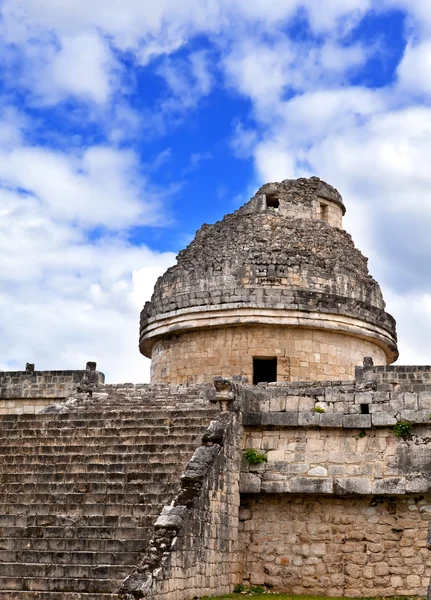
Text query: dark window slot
253 357 277 385
360 404 369 414
266 194 280 210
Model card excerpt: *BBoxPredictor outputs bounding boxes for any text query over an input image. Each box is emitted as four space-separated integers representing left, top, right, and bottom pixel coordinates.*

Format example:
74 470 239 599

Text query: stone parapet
0 363 105 414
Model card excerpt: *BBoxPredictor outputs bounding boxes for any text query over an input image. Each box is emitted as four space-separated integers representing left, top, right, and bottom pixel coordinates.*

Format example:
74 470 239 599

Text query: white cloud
0 144 164 229
397 40 431 96
0 187 175 382
156 50 214 116
37 33 116 104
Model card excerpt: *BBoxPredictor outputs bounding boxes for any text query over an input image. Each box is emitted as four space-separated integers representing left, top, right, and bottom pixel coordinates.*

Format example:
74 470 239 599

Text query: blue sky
1 1 431 381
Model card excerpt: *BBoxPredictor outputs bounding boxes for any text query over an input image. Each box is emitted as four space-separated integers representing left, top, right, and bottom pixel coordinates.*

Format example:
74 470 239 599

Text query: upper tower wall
140 177 398 384
241 176 345 228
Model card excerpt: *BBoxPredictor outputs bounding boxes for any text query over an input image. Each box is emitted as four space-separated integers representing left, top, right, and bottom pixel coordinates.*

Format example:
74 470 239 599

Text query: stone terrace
0 384 218 599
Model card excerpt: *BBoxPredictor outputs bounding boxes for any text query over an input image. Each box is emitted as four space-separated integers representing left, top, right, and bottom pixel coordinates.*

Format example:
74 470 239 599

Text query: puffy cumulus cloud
0 110 176 381
0 187 176 382
397 40 431 96
0 0 395 108
35 33 117 105
223 37 371 120
0 144 164 229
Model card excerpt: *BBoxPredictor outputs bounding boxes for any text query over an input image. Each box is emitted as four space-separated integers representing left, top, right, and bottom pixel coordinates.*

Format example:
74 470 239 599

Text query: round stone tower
140 177 398 384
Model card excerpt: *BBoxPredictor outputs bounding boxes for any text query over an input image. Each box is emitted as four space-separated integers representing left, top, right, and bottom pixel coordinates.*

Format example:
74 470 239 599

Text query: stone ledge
243 410 431 428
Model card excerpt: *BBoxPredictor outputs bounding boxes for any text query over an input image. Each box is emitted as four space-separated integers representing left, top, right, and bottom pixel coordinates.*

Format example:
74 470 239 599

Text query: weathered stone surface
261 412 298 426
371 412 397 426
240 474 262 493
319 413 344 427
342 414 371 428
373 477 406 494
334 477 372 495
298 412 321 426
240 494 431 598
0 384 221 598
290 477 333 494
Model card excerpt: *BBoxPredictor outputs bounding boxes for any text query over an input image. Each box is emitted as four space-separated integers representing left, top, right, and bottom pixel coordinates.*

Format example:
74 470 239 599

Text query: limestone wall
150 325 387 384
0 365 105 414
239 494 431 597
237 375 431 597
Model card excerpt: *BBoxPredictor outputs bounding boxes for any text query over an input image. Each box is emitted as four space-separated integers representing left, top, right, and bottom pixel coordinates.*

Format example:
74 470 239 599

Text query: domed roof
140 177 397 361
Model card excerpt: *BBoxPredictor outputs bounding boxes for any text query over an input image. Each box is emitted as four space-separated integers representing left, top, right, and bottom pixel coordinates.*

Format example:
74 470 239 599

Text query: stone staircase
0 384 218 599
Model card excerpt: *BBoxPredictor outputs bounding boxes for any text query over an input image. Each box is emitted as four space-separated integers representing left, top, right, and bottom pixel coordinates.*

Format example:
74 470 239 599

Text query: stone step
0 409 215 424
0 492 173 505
0 576 119 593
0 525 150 540
0 443 200 454
0 549 138 565
0 469 179 482
0 537 146 553
0 592 116 599
0 416 215 430
1 452 189 463
0 427 207 439
0 513 157 527
0 562 133 579
0 481 177 494
0 461 182 472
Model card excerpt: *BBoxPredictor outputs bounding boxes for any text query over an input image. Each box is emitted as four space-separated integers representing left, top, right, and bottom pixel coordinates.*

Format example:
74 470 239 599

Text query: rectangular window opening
253 357 277 385
320 202 329 222
360 403 370 414
266 194 280 211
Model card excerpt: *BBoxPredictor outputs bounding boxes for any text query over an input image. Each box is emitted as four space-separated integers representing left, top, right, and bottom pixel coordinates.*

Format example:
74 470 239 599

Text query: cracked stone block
372 477 406 495
261 412 298 426
319 413 344 428
298 412 320 427
239 473 261 493
371 412 397 426
342 414 371 428
290 477 333 494
334 477 372 495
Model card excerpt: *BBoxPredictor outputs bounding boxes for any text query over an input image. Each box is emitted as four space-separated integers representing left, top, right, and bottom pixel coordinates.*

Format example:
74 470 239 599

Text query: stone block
261 412 298 426
261 480 290 493
298 396 315 411
400 409 431 424
427 522 431 549
239 473 261 494
389 392 405 411
155 505 187 529
404 393 418 410
242 413 262 426
406 476 431 494
371 412 397 426
290 477 333 494
334 477 372 495
319 413 344 428
308 466 328 477
298 412 320 427
354 392 373 404
418 392 431 410
342 414 371 428
372 477 406 495
285 396 299 411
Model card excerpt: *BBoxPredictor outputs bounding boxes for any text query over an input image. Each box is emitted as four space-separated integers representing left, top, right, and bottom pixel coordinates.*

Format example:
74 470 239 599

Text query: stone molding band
140 304 398 362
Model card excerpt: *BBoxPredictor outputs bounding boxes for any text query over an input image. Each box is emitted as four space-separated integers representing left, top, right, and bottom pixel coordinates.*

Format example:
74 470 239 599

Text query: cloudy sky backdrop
1 1 431 381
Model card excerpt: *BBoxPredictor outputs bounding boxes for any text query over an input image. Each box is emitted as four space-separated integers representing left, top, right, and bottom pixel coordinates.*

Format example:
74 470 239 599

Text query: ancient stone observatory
140 177 398 384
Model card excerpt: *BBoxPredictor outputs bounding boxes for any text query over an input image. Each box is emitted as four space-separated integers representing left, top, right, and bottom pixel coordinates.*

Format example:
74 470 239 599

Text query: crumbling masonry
1 177 430 599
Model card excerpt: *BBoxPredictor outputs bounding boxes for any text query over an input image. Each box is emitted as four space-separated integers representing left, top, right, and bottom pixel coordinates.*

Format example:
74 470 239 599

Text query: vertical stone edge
119 403 243 600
